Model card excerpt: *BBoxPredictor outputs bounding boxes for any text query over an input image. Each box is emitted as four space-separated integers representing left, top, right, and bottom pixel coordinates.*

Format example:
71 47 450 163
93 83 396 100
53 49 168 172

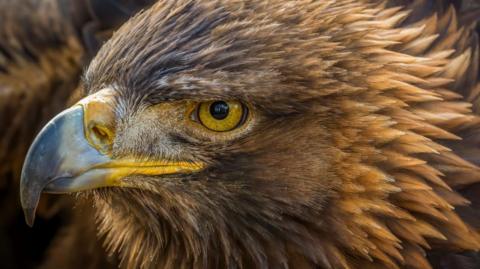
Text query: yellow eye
197 100 246 132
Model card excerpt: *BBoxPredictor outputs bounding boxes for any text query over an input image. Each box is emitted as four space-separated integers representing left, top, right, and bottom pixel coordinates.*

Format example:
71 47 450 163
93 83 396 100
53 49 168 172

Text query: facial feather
74 1 480 268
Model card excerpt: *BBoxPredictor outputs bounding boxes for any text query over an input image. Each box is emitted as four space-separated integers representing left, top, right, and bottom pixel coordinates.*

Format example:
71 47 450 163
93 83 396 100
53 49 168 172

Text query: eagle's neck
93 190 338 269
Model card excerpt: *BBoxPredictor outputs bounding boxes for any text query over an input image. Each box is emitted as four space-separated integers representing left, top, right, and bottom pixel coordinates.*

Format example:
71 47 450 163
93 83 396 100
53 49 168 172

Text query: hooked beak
20 89 204 226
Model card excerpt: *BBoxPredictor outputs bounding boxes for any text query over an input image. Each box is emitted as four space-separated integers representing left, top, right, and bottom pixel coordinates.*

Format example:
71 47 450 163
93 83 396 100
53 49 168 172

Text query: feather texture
3 0 480 269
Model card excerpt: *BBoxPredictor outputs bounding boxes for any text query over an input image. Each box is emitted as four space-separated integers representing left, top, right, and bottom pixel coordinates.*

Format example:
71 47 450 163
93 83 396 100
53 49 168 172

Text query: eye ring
192 100 248 132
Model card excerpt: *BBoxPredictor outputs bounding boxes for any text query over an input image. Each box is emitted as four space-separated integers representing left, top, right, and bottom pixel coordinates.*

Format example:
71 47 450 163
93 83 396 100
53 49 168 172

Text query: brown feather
79 1 480 268
4 0 480 268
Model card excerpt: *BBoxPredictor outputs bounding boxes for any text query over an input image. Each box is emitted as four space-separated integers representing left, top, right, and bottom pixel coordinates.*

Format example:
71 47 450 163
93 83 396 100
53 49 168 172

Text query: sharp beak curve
20 105 108 226
20 90 203 226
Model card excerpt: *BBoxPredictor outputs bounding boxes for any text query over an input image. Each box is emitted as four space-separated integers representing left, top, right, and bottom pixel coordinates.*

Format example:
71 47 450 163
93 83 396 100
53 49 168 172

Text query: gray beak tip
23 207 36 227
20 105 111 227
19 106 84 227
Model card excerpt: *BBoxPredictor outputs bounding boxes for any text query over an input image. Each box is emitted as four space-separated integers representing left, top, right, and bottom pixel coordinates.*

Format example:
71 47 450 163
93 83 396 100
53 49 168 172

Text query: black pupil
209 101 230 120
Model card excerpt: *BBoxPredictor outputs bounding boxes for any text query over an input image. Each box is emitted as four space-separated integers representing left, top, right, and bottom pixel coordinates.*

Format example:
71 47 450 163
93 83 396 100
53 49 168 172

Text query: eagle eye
193 100 248 132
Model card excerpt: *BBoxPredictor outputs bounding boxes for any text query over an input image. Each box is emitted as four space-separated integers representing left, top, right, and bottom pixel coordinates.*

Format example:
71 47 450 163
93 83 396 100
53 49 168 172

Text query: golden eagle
7 0 480 268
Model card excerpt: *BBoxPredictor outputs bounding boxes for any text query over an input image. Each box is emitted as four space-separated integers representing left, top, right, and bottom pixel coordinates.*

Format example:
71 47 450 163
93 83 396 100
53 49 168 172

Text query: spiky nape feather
51 0 480 268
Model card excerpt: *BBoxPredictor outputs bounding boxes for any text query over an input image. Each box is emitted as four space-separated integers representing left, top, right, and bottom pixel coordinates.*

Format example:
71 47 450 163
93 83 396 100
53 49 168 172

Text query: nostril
78 88 117 155
92 125 109 141
88 123 114 154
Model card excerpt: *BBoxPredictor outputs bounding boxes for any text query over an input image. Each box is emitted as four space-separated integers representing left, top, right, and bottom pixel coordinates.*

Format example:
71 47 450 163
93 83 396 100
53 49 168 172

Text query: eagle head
20 1 480 268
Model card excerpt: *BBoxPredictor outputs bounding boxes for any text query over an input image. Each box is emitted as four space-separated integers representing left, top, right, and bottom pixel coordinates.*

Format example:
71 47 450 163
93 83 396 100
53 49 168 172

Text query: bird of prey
10 0 480 268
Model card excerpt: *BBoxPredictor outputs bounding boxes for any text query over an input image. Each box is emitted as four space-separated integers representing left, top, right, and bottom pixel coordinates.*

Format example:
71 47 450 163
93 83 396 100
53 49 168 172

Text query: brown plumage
5 0 480 268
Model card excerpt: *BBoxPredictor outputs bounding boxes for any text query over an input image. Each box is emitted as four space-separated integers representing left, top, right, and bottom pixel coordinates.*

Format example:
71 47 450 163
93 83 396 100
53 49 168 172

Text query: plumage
4 0 480 268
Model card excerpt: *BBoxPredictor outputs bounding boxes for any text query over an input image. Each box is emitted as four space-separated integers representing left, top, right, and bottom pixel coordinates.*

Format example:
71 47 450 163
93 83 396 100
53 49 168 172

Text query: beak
20 90 203 226
20 105 109 226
